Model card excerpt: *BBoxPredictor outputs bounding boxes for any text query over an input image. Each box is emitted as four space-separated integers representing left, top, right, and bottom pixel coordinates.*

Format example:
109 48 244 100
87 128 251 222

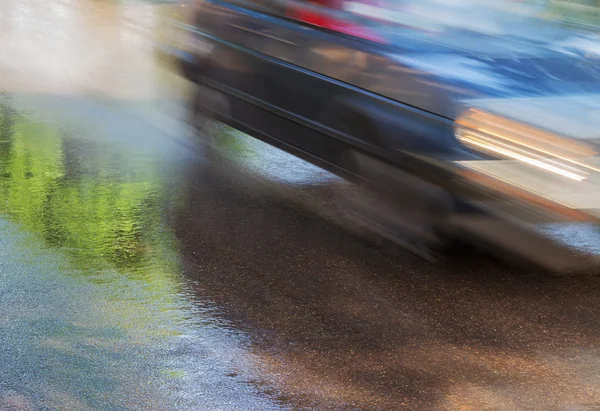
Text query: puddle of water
0 101 285 410
211 126 341 187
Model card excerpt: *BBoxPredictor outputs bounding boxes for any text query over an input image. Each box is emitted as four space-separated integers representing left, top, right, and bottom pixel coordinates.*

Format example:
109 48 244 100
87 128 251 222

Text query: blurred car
162 0 600 273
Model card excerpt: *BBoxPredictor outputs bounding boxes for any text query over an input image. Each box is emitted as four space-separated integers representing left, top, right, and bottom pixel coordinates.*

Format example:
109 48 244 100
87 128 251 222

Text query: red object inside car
287 0 387 44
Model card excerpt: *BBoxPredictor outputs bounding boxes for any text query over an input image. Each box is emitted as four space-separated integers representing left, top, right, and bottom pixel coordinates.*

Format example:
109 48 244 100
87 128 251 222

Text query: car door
200 0 452 172
196 0 307 128
200 0 386 164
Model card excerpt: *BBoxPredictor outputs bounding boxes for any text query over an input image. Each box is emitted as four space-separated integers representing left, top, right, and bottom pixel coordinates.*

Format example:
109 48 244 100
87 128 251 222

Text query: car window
228 0 287 14
283 0 390 43
221 0 598 56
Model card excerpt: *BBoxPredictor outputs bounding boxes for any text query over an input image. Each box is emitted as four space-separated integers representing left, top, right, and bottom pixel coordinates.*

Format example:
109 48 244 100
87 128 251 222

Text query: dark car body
165 0 600 272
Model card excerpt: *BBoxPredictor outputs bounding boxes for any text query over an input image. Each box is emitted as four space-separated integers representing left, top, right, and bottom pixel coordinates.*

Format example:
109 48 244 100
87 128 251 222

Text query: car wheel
334 149 454 261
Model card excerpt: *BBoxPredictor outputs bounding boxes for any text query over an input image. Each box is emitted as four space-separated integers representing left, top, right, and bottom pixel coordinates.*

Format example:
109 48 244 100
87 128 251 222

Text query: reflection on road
0 99 167 273
0 99 282 410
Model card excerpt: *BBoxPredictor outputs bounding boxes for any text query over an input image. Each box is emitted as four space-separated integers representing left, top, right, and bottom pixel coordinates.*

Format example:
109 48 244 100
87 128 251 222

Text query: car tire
335 148 455 261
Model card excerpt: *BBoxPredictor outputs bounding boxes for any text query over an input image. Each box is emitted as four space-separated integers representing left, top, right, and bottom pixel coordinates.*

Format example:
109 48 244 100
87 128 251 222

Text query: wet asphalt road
1 1 600 410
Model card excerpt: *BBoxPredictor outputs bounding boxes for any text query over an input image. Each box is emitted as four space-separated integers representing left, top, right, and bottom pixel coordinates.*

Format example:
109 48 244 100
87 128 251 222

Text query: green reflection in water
0 98 190 409
0 100 179 280
0 99 188 324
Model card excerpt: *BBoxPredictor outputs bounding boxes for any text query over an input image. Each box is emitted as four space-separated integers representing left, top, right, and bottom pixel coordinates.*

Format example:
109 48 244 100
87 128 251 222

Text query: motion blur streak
1 0 600 410
456 109 599 181
457 109 597 158
459 134 587 181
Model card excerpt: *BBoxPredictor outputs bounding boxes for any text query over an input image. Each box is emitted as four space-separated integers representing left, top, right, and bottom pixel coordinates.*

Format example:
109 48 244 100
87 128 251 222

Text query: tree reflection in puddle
0 100 283 411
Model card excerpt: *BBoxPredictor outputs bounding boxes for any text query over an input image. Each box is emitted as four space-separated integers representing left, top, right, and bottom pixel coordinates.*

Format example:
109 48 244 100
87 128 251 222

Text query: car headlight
455 108 598 182
454 108 600 221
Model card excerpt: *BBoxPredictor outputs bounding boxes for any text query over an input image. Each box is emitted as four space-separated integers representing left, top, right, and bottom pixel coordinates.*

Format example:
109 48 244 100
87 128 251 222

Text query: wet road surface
1 1 600 410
